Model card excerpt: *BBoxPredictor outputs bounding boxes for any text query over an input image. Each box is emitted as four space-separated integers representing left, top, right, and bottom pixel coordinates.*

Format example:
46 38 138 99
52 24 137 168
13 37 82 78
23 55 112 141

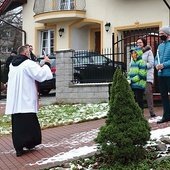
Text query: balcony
33 0 86 23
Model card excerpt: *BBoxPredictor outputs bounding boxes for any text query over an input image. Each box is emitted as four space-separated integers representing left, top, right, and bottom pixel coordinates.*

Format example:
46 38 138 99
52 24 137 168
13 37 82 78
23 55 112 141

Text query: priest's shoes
16 149 27 157
26 145 36 150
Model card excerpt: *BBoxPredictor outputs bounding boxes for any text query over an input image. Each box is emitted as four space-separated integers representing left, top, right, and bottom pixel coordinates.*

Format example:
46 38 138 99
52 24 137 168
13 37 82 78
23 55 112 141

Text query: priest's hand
44 56 50 63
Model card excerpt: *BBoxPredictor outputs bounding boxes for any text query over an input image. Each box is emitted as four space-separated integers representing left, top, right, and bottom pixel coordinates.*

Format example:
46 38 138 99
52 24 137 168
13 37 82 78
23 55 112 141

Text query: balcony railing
33 0 86 15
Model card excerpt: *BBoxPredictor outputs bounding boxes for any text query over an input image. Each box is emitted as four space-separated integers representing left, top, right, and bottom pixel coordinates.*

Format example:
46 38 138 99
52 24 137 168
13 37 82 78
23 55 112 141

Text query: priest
5 45 53 157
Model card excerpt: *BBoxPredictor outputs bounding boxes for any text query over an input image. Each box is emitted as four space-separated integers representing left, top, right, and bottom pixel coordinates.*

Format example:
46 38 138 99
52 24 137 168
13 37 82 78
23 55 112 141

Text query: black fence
71 30 161 94
72 50 126 83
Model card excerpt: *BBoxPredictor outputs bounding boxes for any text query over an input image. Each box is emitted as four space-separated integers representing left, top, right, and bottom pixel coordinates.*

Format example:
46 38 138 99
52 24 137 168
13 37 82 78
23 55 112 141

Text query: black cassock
11 113 41 150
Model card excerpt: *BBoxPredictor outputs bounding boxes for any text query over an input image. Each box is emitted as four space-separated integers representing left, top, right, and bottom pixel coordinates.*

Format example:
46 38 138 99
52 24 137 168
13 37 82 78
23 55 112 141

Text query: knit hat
129 47 143 57
159 26 170 35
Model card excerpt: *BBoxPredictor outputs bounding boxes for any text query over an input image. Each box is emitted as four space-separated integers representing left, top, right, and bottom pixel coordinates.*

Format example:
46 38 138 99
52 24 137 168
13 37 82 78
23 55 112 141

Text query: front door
95 31 101 54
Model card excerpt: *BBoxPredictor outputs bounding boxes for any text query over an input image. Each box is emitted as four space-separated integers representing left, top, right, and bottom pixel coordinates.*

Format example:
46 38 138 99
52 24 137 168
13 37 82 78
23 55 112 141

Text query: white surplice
5 59 53 114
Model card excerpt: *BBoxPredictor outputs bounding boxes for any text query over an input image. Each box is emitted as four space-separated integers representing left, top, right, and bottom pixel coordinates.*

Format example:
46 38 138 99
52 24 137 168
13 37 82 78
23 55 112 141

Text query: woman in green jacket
127 47 147 111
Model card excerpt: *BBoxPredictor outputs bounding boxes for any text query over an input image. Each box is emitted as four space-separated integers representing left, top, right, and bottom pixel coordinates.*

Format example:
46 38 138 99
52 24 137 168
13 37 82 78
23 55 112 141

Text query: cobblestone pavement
0 94 170 169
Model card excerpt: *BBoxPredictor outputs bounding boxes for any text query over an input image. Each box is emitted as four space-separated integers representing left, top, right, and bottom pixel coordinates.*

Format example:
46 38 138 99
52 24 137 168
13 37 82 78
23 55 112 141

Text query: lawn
0 102 108 136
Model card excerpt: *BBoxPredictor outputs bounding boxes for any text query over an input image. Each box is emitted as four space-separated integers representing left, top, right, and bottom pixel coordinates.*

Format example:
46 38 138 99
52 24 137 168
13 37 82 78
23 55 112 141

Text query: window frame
40 29 54 56
60 0 74 10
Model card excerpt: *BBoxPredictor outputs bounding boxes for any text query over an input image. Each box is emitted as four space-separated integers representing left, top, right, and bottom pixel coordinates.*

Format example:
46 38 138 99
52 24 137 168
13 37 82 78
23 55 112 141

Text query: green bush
94 68 151 165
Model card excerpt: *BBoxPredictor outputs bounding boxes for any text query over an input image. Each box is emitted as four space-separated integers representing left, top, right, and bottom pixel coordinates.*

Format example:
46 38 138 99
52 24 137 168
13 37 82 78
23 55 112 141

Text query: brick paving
0 102 170 169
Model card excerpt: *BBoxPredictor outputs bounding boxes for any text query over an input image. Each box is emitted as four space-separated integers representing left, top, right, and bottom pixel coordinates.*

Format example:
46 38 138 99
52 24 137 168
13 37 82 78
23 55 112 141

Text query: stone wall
55 49 110 104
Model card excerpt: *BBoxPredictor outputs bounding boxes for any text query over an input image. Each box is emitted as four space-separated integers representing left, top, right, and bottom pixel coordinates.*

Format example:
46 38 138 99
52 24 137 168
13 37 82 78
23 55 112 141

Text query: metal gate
112 27 161 93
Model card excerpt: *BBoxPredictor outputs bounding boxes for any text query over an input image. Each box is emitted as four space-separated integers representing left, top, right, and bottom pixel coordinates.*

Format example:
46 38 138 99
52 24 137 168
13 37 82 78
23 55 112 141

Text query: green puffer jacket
128 47 147 90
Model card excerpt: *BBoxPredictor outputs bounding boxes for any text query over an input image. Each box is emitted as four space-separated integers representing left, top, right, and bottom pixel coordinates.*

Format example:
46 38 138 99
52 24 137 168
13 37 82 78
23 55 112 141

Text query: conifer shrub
94 68 151 165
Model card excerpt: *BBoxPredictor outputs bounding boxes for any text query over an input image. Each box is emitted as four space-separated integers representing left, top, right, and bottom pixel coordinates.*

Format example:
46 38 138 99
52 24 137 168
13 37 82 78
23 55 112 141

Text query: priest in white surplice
5 45 53 157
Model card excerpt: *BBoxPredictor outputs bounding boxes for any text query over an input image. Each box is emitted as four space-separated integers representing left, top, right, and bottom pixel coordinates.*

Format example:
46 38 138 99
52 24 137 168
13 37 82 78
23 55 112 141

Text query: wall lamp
105 22 111 32
58 28 64 37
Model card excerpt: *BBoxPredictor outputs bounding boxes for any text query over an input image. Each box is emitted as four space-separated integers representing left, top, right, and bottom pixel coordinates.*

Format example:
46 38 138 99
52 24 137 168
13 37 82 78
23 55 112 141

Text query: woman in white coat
5 45 53 157
136 37 156 117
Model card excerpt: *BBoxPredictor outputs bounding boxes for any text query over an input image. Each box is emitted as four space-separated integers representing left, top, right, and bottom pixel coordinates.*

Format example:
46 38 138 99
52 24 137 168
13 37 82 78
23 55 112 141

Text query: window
60 0 74 10
40 29 54 56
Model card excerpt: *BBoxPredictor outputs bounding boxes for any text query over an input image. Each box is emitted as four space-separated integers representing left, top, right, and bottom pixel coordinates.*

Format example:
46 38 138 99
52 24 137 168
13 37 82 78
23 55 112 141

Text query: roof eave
0 0 27 15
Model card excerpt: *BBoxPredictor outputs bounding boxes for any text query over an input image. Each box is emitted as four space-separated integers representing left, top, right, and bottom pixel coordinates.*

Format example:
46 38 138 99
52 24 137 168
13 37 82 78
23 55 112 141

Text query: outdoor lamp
105 22 111 32
58 28 64 37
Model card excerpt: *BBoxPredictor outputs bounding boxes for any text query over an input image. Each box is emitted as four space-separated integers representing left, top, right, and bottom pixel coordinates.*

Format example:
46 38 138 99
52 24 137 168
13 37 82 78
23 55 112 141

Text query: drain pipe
0 18 27 99
0 18 26 44
163 0 170 25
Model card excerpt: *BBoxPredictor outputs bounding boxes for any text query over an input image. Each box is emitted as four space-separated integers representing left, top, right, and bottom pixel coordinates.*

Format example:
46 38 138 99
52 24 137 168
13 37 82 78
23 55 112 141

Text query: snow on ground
25 116 170 167
148 116 162 123
151 126 170 140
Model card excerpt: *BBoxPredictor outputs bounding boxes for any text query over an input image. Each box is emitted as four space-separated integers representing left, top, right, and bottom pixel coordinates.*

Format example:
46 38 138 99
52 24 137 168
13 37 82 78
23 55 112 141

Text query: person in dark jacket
6 50 17 74
1 82 7 93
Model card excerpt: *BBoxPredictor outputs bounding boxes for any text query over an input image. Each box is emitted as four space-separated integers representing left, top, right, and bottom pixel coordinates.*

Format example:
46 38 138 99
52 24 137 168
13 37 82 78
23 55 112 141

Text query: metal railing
72 50 126 84
33 0 86 14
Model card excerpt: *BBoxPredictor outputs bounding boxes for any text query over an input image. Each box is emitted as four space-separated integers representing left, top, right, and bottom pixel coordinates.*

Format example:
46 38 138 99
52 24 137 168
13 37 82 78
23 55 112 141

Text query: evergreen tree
94 68 151 165
106 67 120 125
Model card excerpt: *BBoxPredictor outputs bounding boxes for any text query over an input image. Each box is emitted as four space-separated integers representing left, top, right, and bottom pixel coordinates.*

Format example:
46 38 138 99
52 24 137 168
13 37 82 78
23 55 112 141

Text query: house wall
22 0 36 46
22 0 169 55
86 0 168 49
85 0 167 26
21 0 169 103
71 27 89 50
23 0 169 53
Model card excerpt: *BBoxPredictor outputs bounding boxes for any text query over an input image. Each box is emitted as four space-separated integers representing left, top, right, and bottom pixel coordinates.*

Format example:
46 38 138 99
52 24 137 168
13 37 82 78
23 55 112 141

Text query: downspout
163 0 170 25
0 0 27 99
0 18 26 99
0 18 26 44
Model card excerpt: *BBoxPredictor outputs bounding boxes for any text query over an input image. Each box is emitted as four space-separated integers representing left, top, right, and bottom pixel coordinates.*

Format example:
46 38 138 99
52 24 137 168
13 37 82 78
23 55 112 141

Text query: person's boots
150 112 156 117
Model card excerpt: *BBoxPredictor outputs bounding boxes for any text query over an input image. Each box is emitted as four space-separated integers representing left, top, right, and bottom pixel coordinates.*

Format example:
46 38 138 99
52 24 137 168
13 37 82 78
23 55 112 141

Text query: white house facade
0 0 169 102
0 0 168 57
20 0 168 57
0 0 170 56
